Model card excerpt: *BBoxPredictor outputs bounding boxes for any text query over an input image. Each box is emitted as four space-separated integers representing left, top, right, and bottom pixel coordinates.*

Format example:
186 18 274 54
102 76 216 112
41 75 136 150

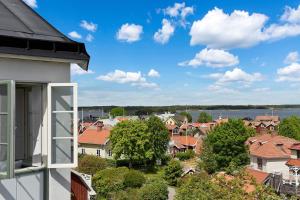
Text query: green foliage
93 167 129 198
175 150 195 161
200 119 254 174
109 188 140 200
111 107 126 118
139 179 168 200
146 116 170 163
279 116 300 140
197 112 213 123
124 170 146 188
164 159 183 186
179 112 192 123
77 154 107 176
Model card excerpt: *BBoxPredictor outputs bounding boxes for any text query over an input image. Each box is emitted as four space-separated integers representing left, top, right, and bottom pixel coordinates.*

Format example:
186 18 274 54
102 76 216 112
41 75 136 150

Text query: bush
77 154 107 175
124 170 146 188
110 188 140 200
164 159 183 186
93 167 129 198
139 180 168 200
175 150 195 161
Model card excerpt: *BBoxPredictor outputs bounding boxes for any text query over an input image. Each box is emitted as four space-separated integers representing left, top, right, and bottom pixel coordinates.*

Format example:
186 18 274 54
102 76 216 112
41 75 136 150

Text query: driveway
168 186 176 200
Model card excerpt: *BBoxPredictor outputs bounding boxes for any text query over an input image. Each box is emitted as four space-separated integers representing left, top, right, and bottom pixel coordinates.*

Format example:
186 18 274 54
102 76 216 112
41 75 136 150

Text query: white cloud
68 31 82 39
86 34 94 42
284 51 299 64
97 70 158 89
163 2 194 27
80 20 98 32
71 64 94 75
23 0 37 8
253 87 270 92
281 5 300 24
116 24 143 43
164 3 185 17
277 63 300 82
154 19 175 44
208 68 263 84
148 69 160 77
189 7 300 49
179 48 239 68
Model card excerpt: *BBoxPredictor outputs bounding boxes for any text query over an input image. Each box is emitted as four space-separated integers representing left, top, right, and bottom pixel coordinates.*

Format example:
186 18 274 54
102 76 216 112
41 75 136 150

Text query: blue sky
25 0 300 106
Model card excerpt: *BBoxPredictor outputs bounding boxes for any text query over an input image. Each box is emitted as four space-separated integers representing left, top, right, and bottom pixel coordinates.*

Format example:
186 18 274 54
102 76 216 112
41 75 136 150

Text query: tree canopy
111 107 126 118
77 154 107 176
179 111 192 123
197 112 213 123
279 116 300 140
200 119 255 173
164 159 183 186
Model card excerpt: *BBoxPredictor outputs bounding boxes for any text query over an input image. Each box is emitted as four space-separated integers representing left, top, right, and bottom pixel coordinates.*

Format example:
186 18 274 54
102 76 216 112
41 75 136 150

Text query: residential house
168 136 202 156
78 124 113 159
0 1 89 199
156 112 175 122
253 115 280 133
71 170 96 200
166 124 180 137
246 134 298 179
165 115 188 126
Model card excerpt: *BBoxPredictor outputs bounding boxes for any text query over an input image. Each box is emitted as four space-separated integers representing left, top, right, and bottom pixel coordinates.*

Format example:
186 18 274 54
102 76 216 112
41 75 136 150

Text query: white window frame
96 149 101 157
81 148 85 154
47 83 78 168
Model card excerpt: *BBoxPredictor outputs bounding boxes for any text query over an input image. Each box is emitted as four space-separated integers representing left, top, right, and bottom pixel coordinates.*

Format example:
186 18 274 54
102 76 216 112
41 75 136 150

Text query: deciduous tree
197 112 213 123
279 116 300 140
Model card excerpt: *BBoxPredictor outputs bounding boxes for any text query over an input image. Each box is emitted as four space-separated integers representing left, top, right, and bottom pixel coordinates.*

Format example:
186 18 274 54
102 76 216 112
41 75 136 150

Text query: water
188 108 300 122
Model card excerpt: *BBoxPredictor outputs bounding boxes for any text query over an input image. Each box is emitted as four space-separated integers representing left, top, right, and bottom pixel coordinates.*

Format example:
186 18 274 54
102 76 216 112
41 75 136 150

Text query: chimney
96 121 104 132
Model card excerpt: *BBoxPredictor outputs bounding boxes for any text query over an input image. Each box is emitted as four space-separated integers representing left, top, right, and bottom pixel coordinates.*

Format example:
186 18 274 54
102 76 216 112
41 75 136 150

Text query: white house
0 0 89 199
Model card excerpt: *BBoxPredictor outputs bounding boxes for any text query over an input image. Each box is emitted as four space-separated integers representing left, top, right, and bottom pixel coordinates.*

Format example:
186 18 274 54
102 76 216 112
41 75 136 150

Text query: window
96 149 101 157
48 83 78 168
297 150 300 159
81 148 85 154
257 158 263 170
108 150 112 157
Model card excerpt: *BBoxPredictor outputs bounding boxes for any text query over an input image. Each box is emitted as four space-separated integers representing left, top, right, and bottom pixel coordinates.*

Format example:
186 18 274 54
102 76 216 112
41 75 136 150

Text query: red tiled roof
286 159 300 167
78 128 110 145
166 124 178 130
246 134 298 159
245 168 269 184
290 143 300 150
255 116 280 122
171 136 203 154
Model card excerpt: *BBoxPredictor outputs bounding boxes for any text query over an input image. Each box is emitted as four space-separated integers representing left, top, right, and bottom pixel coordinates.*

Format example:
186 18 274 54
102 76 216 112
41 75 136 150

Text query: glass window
96 149 101 157
257 158 263 170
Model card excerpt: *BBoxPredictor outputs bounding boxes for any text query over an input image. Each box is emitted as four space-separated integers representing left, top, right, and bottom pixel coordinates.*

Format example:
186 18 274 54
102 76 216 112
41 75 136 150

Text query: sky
24 0 300 106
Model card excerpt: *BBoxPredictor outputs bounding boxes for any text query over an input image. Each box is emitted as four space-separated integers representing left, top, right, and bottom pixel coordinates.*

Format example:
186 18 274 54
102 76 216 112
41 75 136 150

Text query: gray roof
0 0 89 69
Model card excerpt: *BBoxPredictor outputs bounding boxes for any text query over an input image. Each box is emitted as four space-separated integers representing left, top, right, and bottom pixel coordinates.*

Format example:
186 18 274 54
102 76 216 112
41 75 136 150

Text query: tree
279 116 300 140
164 159 183 186
146 116 170 165
77 154 107 176
110 120 151 168
111 107 126 118
179 111 192 123
124 170 146 188
200 119 254 173
197 112 213 123
139 179 168 200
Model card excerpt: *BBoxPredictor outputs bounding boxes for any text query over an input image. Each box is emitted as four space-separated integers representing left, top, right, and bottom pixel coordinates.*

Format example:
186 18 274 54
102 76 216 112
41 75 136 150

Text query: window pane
51 139 73 164
51 87 73 111
0 115 7 143
52 113 73 137
0 85 7 113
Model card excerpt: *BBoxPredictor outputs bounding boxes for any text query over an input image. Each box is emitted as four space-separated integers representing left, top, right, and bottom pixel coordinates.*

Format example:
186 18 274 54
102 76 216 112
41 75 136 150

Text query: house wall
79 143 113 159
291 150 297 159
166 118 176 126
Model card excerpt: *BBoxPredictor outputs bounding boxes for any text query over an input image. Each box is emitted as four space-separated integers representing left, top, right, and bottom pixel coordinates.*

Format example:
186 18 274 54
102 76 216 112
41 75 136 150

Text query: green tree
179 111 192 123
110 120 151 168
197 112 213 123
279 116 300 140
77 154 107 176
139 179 168 200
164 159 183 186
200 119 254 173
124 170 146 188
111 107 126 118
146 116 170 165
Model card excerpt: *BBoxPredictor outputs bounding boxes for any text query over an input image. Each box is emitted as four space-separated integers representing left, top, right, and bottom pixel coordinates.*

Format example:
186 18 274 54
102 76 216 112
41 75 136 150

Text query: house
166 124 180 136
253 115 280 133
168 136 202 156
165 115 188 126
246 134 298 179
156 112 175 122
71 170 96 200
78 124 113 159
0 1 89 199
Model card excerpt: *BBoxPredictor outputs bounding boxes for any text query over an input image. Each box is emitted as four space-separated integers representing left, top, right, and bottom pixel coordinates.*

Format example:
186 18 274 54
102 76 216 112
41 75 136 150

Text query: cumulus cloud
86 34 94 42
68 31 82 39
80 20 98 32
23 0 37 8
116 24 143 43
71 64 94 75
189 7 300 49
179 48 239 68
277 63 300 82
163 2 194 27
148 69 160 77
154 19 175 44
285 51 299 64
281 5 300 24
97 70 158 88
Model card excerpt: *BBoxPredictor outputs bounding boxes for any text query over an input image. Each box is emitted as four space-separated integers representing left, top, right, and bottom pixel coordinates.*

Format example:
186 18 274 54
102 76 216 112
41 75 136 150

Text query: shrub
77 154 107 175
110 188 140 200
139 180 168 200
124 170 146 188
92 167 129 198
175 150 195 161
164 159 183 186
